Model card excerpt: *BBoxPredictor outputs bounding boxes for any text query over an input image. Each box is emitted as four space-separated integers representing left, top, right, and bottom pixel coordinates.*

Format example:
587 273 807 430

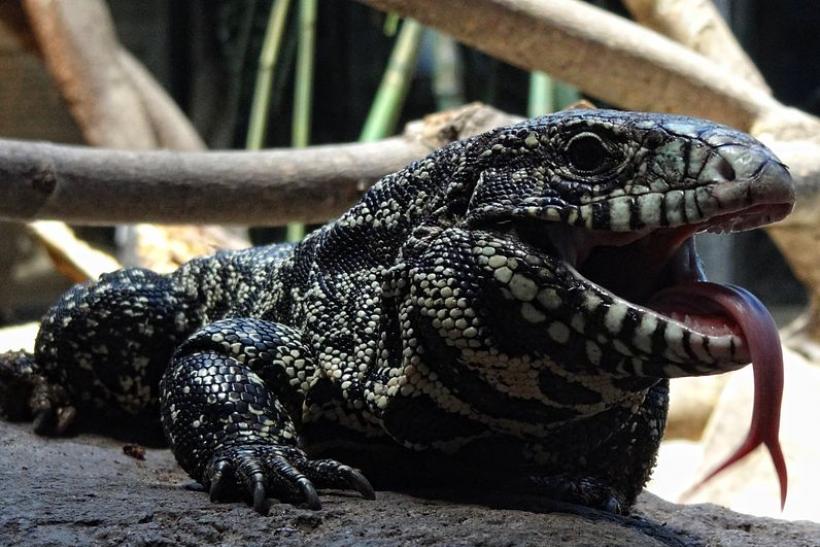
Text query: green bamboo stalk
432 32 464 111
553 80 582 110
288 0 317 242
359 19 424 142
383 12 400 36
246 0 292 150
528 70 554 117
292 0 316 149
271 22 299 124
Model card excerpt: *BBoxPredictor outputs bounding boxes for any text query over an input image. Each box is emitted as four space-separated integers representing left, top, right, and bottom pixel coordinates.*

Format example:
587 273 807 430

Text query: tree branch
21 0 157 149
0 138 418 225
357 0 781 131
0 103 517 226
22 0 204 151
621 0 770 92
358 0 820 214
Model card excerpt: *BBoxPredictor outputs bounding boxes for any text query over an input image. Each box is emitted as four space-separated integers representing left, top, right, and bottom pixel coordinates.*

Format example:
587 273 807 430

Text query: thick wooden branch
20 0 214 281
22 0 204 151
357 0 781 131
27 221 121 281
0 138 423 225
622 0 769 92
0 104 517 226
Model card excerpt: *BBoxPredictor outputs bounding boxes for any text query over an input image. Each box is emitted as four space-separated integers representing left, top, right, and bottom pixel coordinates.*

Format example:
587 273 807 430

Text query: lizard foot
520 473 627 514
0 350 77 435
205 444 375 514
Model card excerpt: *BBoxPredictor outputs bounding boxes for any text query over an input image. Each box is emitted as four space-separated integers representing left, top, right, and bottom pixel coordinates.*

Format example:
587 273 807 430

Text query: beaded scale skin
0 110 793 514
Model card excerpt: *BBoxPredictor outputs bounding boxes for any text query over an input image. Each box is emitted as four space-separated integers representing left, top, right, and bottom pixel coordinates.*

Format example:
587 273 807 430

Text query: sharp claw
604 496 622 514
298 479 321 510
252 480 270 515
209 461 230 502
55 406 77 435
209 480 222 502
203 446 372 513
347 468 376 500
32 408 54 435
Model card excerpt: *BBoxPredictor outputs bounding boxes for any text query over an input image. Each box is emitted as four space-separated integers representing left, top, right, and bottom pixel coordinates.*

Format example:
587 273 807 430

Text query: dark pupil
568 135 606 172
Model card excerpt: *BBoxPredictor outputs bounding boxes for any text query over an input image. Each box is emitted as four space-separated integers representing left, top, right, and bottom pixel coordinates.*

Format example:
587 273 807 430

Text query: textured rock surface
1 421 818 547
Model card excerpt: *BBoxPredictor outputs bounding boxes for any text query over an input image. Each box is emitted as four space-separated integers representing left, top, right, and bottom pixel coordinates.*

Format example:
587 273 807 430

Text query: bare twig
22 0 248 277
0 104 517 226
27 221 121 281
23 0 204 152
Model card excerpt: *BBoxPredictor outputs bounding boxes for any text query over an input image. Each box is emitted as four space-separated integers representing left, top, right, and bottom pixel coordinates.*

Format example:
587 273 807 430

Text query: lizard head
462 109 793 371
453 109 793 504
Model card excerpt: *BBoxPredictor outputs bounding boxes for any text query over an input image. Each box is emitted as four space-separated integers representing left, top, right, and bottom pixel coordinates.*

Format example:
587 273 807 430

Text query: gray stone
1 420 817 547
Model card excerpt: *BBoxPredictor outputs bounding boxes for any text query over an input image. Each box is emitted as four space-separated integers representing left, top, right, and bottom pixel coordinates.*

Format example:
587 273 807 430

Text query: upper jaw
533 153 794 289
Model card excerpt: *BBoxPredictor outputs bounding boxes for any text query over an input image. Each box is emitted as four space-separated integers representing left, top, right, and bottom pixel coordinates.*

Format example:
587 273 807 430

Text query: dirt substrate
1 421 817 547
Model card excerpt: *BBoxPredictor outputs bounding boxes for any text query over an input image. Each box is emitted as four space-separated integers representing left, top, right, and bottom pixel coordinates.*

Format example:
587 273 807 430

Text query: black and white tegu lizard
0 109 794 514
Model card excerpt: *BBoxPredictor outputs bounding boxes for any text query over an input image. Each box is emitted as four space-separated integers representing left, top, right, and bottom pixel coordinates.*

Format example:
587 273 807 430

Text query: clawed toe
344 467 376 500
303 459 376 500
250 474 271 515
519 473 627 514
32 404 77 436
204 444 374 514
208 459 233 502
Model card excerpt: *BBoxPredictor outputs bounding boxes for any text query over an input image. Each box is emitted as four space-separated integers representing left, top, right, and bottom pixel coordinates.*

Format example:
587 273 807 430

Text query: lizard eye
566 132 608 173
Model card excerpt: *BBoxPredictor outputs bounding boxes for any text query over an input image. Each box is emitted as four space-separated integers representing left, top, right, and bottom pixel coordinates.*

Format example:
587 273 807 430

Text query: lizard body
0 110 793 514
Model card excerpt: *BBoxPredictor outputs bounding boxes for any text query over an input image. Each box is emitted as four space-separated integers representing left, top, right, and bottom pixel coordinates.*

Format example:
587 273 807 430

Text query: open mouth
510 186 792 508
513 200 792 365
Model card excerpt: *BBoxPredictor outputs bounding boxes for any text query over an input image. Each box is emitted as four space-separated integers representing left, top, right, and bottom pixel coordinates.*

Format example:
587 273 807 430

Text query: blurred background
0 0 813 324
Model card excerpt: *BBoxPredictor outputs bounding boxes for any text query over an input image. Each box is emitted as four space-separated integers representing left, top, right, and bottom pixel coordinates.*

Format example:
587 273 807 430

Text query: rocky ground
2 421 818 547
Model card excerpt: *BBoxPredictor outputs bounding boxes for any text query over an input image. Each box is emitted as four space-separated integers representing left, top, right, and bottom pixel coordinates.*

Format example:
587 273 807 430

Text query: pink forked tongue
649 282 788 509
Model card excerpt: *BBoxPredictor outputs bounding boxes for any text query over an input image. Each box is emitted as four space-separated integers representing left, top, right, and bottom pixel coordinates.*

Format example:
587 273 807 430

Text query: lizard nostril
716 157 736 181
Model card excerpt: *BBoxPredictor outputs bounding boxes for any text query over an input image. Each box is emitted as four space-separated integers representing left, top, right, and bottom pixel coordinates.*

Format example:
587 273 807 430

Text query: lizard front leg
160 318 374 514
